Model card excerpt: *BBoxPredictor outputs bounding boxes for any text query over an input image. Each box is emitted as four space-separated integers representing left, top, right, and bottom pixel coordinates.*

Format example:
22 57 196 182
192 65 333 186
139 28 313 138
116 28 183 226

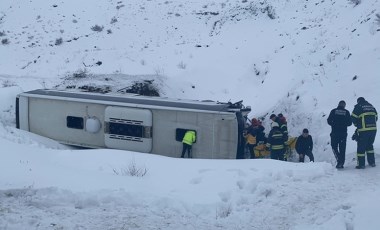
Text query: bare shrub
116 4 125 10
113 159 148 177
376 13 380 26
91 24 104 32
216 203 232 219
2 80 16 88
154 67 165 76
0 31 5 36
177 61 187 69
55 37 63 45
4 184 35 203
348 0 361 6
117 80 160 96
67 69 90 79
110 17 118 24
262 5 276 19
77 85 111 93
1 38 9 45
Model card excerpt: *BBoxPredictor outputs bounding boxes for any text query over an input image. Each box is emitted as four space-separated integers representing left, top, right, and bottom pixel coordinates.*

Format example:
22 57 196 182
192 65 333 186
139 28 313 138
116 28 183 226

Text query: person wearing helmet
251 118 266 144
244 118 266 158
267 122 287 161
270 113 288 141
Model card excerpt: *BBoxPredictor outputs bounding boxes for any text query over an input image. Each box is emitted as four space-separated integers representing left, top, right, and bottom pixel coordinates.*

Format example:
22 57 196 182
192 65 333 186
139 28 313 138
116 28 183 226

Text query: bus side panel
104 106 153 153
17 96 30 131
195 113 220 159
28 97 106 148
212 114 238 159
151 110 237 159
150 110 198 158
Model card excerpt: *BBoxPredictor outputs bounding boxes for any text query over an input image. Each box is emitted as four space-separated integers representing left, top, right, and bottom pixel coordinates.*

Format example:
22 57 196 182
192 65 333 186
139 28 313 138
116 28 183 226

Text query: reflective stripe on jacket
267 129 286 150
352 101 378 132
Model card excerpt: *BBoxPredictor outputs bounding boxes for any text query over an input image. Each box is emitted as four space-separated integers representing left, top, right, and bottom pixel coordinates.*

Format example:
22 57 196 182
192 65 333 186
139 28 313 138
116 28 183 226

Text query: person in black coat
267 122 287 161
251 118 266 144
327 100 352 169
295 128 314 162
270 114 288 140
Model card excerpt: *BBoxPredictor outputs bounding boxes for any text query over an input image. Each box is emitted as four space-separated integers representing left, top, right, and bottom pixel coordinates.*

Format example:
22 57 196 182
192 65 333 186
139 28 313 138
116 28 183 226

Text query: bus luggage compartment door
104 106 153 152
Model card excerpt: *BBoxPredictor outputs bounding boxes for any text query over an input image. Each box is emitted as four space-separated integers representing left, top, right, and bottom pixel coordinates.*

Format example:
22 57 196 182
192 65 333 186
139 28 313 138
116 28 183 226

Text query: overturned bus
16 89 251 159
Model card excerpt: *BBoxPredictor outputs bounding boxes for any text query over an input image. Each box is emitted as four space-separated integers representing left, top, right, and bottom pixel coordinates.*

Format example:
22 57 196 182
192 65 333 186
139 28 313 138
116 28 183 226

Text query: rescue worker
267 122 287 161
295 128 314 162
269 114 280 127
277 113 289 140
351 97 378 169
327 100 352 169
181 130 196 158
270 113 289 160
251 118 266 144
244 118 267 158
244 124 257 159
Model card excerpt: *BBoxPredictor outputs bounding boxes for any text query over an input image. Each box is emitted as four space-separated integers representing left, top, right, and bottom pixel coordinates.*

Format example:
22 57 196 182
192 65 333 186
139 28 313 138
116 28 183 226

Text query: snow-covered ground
1 0 380 229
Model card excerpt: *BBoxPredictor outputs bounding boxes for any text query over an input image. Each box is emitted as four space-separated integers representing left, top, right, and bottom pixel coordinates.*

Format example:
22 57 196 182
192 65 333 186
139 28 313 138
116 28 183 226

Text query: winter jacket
255 125 267 143
246 125 266 143
182 131 196 145
267 127 286 150
245 133 256 145
274 117 288 140
249 125 265 142
327 105 352 134
351 100 378 132
295 135 313 154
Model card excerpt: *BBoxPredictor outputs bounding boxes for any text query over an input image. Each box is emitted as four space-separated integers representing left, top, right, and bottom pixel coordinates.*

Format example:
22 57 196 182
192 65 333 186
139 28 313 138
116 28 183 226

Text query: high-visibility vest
182 131 196 145
245 133 257 145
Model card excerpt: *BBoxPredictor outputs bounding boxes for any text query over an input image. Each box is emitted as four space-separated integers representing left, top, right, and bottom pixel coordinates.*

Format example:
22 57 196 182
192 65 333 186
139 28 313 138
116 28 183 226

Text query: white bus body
16 89 250 159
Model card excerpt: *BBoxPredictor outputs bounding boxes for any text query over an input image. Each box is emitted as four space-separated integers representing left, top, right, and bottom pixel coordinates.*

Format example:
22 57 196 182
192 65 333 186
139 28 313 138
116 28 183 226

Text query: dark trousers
330 132 347 166
181 143 192 158
356 130 377 167
247 144 256 159
299 150 314 162
271 149 285 161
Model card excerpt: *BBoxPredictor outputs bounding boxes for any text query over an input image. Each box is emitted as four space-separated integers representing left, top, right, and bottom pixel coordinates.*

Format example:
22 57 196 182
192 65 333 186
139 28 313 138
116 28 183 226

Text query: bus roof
21 89 249 113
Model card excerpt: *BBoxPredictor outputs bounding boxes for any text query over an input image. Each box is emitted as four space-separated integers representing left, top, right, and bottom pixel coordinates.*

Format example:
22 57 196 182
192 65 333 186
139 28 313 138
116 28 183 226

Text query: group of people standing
180 97 377 168
244 113 314 162
327 97 378 169
267 113 314 162
244 96 377 168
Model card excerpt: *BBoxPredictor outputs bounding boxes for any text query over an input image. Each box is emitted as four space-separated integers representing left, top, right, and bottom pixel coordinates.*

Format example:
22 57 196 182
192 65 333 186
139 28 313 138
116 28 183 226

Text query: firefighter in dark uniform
267 122 287 161
277 113 289 141
270 114 288 140
327 100 352 169
351 97 378 169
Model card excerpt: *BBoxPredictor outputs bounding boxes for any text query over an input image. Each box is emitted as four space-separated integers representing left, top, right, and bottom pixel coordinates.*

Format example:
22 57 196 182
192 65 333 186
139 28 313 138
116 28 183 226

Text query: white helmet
271 122 279 128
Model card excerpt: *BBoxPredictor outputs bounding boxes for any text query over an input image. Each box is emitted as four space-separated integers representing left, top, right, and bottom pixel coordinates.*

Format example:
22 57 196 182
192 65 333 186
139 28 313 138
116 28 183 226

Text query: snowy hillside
1 0 380 229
